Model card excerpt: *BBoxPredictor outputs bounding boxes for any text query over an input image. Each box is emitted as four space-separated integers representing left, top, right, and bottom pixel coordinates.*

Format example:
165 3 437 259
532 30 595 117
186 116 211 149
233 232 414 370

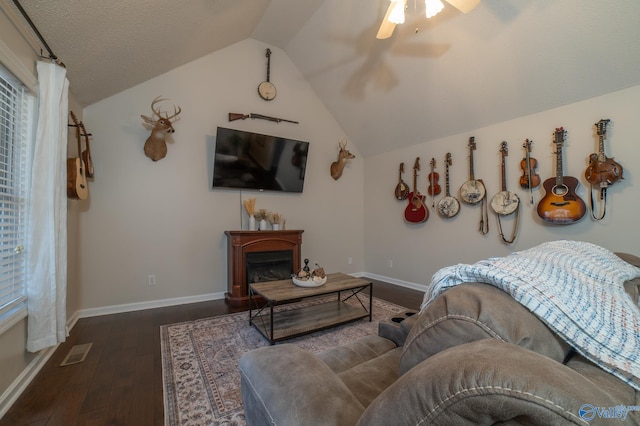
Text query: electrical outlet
388 259 393 268
148 274 156 286
348 257 353 265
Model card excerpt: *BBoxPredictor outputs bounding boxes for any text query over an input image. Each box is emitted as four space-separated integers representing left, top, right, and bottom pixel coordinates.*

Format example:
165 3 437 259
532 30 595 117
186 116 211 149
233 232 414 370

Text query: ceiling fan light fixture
388 0 406 24
425 0 445 18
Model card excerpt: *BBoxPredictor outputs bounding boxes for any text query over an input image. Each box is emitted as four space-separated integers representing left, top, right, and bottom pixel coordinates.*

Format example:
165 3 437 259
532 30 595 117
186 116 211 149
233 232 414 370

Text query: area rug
161 295 410 425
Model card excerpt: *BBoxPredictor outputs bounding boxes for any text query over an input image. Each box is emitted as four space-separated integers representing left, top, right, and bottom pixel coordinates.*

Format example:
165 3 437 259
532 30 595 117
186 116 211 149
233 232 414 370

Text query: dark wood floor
0 280 423 426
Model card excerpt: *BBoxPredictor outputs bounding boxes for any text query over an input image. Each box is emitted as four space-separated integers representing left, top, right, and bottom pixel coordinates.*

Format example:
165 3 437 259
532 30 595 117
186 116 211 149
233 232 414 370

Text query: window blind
0 64 28 332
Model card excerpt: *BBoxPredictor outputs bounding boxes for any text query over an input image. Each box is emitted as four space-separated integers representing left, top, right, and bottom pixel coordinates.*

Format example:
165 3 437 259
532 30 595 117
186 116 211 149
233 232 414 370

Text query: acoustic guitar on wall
536 127 586 224
67 111 89 200
404 157 428 223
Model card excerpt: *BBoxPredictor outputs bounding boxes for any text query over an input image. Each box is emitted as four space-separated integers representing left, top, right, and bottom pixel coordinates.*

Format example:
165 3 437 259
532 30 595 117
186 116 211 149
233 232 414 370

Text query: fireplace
246 250 293 285
225 230 303 306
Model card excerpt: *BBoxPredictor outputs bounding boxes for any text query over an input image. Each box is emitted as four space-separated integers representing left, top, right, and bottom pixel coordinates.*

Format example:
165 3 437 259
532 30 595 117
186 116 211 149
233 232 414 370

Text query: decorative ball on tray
292 263 327 287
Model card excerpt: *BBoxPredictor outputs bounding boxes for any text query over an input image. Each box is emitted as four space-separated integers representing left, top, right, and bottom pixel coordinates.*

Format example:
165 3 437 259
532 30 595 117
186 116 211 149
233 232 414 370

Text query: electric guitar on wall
404 157 428 223
536 127 586 224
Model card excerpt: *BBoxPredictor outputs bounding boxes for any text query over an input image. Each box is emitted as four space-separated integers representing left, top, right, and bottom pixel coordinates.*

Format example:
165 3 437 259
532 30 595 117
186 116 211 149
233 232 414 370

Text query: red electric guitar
404 157 428 223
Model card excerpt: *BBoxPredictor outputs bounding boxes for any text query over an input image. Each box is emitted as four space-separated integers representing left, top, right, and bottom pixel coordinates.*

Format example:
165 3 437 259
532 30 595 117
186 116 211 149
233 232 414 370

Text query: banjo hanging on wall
258 48 277 101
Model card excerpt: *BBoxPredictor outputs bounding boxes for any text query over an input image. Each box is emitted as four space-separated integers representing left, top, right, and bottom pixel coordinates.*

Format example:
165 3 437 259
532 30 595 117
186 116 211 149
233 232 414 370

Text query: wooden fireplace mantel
225 230 303 306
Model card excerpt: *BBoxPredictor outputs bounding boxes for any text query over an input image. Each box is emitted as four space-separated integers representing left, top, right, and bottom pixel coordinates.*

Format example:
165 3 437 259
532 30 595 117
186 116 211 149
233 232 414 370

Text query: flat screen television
212 127 309 193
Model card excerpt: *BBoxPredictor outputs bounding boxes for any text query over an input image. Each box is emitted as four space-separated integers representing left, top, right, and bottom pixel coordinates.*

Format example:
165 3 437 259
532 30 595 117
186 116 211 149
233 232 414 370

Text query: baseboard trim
0 342 56 419
362 272 427 293
75 291 227 319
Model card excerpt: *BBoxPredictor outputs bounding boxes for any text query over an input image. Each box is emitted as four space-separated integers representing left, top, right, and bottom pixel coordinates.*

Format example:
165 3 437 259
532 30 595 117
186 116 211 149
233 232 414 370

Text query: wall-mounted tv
212 127 309 193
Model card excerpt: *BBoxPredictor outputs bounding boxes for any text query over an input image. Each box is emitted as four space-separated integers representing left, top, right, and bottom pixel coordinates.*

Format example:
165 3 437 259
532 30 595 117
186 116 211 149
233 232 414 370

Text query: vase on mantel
272 223 280 231
259 219 267 231
248 215 256 231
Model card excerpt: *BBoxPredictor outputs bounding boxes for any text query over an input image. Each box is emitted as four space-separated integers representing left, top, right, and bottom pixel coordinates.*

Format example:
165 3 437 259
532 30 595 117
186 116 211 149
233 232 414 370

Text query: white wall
80 39 364 311
365 85 640 289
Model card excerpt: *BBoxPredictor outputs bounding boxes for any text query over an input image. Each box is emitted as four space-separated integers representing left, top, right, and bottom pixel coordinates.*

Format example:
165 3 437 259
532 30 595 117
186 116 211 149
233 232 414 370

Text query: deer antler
150 96 182 120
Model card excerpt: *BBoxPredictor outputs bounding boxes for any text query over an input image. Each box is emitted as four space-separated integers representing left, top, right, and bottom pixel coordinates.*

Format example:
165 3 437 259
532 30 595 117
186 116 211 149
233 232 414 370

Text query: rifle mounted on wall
228 112 298 124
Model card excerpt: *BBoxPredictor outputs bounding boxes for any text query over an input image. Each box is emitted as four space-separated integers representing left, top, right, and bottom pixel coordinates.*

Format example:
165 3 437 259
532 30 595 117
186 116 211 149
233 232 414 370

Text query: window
0 63 31 334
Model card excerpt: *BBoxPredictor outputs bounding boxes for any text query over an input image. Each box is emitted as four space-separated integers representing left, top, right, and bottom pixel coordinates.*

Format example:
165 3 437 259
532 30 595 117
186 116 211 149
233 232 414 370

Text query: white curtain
26 61 69 353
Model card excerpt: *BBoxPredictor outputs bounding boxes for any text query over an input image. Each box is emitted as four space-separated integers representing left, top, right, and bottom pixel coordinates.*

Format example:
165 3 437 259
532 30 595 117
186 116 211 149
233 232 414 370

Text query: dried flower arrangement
254 209 271 221
243 198 256 216
269 212 284 225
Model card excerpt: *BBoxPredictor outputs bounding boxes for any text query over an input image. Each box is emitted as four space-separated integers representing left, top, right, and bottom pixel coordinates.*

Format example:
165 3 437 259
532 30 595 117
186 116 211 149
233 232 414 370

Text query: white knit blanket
421 240 640 390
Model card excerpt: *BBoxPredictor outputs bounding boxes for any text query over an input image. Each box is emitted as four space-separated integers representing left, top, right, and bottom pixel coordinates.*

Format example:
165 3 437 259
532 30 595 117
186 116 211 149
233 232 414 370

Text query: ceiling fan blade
376 2 397 39
444 0 480 13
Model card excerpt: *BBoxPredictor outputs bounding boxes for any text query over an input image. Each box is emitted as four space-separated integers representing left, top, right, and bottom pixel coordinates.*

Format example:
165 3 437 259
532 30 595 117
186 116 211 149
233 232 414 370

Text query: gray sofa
239 253 640 425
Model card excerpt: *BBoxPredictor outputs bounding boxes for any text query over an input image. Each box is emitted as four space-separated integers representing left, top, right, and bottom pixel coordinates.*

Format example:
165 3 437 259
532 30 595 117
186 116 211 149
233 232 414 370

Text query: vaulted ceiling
11 0 640 157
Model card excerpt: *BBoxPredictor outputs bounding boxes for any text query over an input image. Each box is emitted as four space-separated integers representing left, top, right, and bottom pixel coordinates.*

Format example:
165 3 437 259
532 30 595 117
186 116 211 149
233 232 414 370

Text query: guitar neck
500 156 507 191
555 143 564 186
445 162 451 196
598 134 606 162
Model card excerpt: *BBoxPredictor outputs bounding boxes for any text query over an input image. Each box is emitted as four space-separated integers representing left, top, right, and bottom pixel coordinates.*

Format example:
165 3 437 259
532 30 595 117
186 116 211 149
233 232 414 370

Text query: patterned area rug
160 295 409 425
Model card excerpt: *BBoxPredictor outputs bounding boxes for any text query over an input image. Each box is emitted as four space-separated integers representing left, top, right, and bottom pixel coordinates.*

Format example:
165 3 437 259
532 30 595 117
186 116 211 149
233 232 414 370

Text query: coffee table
248 272 373 344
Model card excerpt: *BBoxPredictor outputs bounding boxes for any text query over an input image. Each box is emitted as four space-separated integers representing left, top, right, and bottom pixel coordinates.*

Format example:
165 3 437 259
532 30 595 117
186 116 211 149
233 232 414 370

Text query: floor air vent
59 343 93 366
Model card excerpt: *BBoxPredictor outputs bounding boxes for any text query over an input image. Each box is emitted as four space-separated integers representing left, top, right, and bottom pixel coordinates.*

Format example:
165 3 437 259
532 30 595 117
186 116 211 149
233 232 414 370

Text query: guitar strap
478 180 489 235
589 187 607 220
496 206 520 244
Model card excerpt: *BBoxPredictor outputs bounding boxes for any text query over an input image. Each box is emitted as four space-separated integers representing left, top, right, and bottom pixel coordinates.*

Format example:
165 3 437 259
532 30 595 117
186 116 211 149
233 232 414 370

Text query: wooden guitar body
585 155 623 187
404 157 428 223
537 176 586 224
394 162 410 200
67 157 88 200
404 191 428 223
67 111 89 200
584 118 623 188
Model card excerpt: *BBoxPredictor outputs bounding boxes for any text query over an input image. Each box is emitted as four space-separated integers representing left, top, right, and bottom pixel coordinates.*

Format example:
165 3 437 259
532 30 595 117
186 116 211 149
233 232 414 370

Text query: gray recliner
239 253 640 425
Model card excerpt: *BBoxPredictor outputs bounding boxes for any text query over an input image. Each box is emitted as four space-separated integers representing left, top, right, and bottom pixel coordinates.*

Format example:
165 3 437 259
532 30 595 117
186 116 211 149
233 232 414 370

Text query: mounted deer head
141 96 182 161
330 140 355 180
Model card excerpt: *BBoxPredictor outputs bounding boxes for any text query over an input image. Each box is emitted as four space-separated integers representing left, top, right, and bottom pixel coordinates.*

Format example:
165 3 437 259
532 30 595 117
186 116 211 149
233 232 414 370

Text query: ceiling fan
376 0 480 39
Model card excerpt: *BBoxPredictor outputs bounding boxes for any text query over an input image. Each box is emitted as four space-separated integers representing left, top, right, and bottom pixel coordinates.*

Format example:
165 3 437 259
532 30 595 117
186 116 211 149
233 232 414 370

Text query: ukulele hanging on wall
584 119 623 220
536 127 586 224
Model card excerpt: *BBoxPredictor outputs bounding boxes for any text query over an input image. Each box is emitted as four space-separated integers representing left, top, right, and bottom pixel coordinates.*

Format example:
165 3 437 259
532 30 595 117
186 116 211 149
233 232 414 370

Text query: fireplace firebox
246 250 294 285
225 230 303 306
